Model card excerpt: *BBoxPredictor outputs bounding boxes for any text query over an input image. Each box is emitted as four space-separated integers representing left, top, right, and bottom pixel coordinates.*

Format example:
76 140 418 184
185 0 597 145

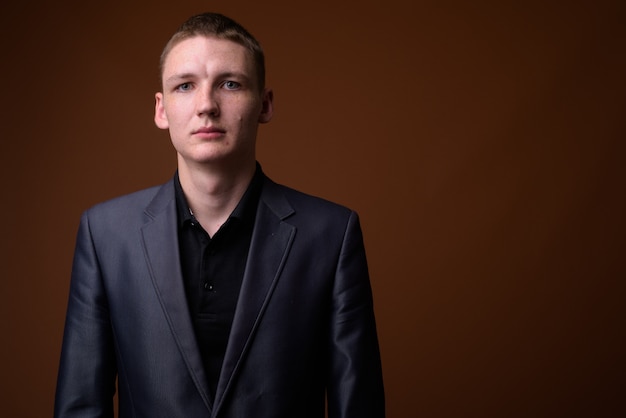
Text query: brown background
1 0 625 416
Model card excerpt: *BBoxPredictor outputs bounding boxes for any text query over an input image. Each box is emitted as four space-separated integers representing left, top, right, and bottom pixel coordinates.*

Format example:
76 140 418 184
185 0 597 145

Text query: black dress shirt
174 167 263 399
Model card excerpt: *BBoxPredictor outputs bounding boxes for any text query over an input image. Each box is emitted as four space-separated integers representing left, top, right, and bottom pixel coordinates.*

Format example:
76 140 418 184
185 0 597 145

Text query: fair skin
154 36 273 236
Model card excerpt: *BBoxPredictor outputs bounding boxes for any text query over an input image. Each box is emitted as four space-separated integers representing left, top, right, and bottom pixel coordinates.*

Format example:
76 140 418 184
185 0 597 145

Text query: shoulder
261 177 367 260
261 176 359 231
87 184 163 215
264 177 353 213
81 179 173 229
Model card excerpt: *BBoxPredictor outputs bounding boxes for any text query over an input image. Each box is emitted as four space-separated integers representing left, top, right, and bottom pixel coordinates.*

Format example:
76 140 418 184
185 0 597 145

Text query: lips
194 126 225 134
193 126 225 138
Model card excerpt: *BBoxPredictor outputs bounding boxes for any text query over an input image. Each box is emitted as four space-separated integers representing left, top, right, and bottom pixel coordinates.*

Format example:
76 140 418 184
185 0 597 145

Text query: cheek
239 103 262 124
167 95 194 118
167 107 191 129
234 107 253 125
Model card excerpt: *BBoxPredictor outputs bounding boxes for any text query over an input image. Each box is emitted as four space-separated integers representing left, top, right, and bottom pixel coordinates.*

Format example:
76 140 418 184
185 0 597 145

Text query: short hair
159 12 266 91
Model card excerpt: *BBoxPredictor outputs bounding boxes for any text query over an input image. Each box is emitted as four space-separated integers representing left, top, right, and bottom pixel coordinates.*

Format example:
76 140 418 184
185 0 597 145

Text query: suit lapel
140 180 213 413
213 178 296 413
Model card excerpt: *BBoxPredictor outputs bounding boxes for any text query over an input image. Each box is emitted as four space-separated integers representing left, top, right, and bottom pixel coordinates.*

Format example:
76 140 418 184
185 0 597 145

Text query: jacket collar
141 173 296 416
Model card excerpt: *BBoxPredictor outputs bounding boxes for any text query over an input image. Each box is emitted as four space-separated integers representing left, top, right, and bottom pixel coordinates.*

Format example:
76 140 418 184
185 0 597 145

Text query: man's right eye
176 82 192 91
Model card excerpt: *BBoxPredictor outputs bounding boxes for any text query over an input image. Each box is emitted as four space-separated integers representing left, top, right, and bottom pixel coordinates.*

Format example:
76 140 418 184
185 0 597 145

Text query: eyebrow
164 73 196 86
164 71 251 86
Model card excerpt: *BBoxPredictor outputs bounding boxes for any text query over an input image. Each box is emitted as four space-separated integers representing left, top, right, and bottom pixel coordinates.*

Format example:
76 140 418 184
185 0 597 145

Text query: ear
258 88 274 124
154 92 169 130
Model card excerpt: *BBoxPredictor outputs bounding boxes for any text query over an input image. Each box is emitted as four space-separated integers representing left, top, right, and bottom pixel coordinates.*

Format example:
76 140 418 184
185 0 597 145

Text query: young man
55 12 384 418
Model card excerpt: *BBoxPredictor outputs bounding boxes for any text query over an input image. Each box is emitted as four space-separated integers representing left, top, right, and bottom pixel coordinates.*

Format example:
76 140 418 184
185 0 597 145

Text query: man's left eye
223 81 240 90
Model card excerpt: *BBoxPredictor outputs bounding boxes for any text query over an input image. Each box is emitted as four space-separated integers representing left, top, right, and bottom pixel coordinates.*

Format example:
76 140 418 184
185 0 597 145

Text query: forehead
162 36 255 79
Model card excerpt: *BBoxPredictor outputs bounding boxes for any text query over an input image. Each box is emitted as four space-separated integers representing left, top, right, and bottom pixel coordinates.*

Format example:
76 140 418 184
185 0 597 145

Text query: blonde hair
160 13 265 91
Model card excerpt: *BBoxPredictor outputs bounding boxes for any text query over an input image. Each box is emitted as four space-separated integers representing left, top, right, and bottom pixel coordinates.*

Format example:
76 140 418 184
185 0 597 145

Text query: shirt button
204 283 214 291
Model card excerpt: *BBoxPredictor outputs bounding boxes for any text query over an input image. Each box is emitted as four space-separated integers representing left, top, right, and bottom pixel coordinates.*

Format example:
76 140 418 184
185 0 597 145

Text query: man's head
160 12 265 92
154 13 273 172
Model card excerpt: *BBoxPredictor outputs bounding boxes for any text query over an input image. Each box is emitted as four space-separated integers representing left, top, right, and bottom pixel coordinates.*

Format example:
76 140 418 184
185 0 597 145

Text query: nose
197 86 220 117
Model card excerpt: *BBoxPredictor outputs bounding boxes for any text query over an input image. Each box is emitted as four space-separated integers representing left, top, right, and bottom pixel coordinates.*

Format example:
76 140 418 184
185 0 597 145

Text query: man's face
155 36 273 170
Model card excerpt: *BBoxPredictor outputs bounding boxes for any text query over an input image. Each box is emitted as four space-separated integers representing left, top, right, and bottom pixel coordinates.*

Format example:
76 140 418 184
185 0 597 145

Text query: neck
177 158 256 236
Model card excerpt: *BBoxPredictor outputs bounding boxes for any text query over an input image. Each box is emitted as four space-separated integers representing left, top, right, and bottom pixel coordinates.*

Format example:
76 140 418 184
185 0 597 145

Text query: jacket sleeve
327 211 385 417
54 211 116 418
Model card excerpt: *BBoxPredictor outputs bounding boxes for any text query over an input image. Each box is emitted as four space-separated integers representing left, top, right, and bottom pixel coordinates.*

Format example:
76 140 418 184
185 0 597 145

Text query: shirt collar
174 164 264 229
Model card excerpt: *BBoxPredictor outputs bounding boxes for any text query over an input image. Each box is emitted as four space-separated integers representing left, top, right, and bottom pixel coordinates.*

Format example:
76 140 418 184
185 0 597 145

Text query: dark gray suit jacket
55 173 384 417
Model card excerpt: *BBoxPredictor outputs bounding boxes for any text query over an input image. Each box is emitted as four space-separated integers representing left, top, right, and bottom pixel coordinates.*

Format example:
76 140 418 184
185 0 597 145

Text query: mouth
193 126 226 139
